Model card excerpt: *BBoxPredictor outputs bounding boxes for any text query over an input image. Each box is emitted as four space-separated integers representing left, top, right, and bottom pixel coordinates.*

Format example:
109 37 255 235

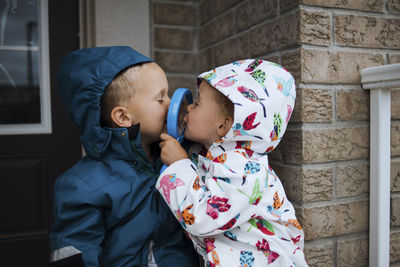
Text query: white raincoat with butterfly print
156 59 308 267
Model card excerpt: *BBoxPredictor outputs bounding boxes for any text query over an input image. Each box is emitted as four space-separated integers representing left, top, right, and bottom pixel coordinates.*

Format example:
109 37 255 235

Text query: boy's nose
187 103 194 112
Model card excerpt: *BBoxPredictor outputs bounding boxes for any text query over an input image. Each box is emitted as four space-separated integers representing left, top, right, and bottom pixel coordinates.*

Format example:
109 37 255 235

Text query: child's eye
157 99 164 103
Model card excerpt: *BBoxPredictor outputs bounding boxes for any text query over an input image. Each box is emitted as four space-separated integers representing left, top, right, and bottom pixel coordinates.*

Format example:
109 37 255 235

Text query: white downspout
361 63 400 267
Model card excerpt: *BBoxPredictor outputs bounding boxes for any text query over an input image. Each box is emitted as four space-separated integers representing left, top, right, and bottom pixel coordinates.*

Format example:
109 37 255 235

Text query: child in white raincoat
157 59 308 267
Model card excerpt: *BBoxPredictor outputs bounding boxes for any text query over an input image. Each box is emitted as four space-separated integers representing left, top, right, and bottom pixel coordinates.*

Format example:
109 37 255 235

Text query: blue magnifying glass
160 88 193 173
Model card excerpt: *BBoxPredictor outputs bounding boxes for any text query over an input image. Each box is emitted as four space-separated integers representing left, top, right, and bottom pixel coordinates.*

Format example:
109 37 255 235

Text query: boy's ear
217 116 234 137
110 106 133 128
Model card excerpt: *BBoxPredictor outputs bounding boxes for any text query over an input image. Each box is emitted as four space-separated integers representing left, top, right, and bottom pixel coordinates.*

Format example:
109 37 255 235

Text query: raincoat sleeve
50 174 105 267
156 150 268 237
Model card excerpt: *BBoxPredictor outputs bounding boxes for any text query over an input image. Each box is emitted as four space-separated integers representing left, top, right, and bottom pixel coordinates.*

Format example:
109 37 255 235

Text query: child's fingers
159 135 176 149
159 137 189 165
160 133 173 141
159 140 165 149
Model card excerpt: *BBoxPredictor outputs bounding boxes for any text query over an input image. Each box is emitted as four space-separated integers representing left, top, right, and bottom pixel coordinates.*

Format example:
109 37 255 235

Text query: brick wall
151 0 400 265
151 0 198 95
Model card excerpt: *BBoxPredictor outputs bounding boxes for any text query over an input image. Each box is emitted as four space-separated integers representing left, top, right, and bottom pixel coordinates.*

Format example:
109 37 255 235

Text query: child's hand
159 133 188 166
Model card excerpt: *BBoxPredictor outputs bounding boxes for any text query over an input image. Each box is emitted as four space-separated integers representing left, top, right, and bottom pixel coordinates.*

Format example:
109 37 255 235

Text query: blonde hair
100 63 144 127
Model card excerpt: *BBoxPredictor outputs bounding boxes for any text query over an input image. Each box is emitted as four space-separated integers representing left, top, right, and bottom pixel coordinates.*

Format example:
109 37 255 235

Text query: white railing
361 63 400 267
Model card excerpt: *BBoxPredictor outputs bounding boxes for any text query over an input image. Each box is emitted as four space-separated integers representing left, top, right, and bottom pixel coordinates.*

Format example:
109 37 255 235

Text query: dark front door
0 1 81 266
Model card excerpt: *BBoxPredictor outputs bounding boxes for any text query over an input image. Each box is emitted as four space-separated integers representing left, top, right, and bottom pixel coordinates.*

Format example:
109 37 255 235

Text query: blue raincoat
49 46 198 267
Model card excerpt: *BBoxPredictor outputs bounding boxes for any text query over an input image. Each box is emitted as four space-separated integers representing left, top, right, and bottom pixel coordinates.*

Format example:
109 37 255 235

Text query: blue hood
58 46 153 158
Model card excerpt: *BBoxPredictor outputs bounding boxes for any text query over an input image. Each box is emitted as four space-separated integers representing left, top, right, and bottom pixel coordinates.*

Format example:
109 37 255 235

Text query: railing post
361 63 400 267
369 88 390 267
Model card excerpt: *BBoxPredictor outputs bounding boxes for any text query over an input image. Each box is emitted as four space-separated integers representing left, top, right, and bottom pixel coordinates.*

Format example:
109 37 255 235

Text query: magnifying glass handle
160 164 167 173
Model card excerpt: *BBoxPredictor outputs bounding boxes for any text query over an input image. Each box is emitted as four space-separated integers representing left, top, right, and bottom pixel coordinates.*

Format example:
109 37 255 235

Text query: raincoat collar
104 124 160 171
104 124 140 161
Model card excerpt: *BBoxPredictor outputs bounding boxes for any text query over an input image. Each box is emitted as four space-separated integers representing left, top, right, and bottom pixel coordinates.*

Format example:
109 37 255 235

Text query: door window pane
0 0 51 134
0 50 40 124
0 0 38 46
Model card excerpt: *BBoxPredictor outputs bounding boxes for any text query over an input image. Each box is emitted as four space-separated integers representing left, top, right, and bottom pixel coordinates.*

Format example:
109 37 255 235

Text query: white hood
198 59 295 156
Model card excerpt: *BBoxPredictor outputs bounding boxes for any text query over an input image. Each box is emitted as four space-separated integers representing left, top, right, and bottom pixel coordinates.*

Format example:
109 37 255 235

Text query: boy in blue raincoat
49 46 199 267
